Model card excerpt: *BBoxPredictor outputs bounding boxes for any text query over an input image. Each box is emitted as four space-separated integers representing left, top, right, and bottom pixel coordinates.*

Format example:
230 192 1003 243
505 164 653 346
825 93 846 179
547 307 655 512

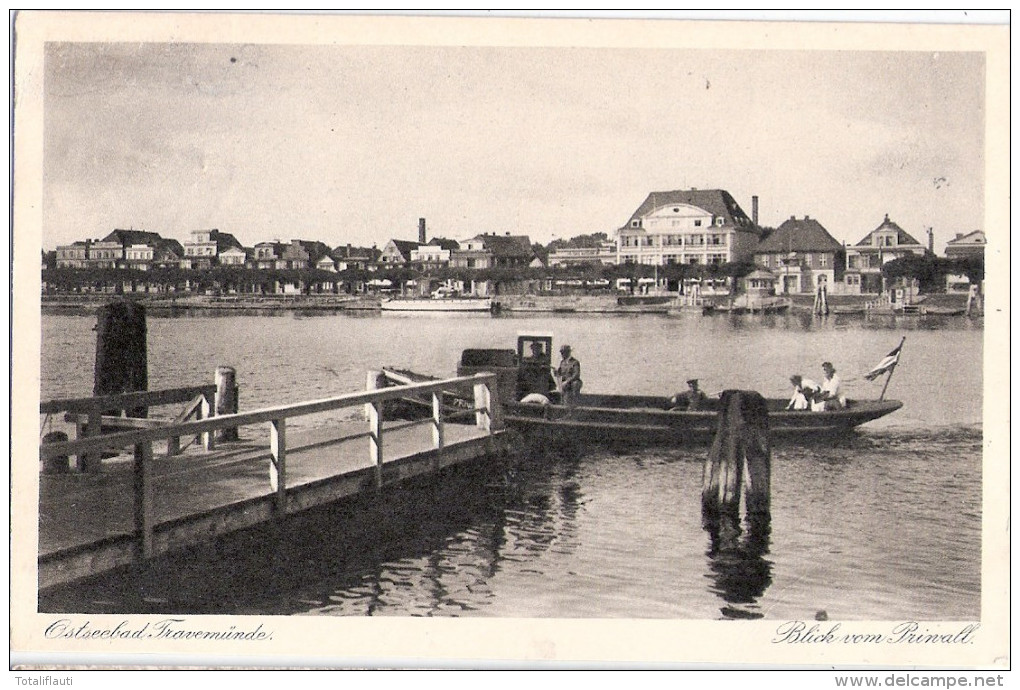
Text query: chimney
928 228 935 253
955 233 964 241
418 218 426 244
752 196 759 226
804 215 810 220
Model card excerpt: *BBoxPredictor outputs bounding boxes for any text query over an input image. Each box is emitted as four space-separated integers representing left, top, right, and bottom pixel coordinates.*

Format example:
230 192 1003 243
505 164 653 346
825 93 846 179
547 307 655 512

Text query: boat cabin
457 332 557 403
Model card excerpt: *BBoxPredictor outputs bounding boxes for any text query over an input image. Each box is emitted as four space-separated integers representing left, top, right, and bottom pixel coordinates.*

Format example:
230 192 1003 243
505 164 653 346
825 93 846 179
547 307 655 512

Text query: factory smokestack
752 196 759 226
418 218 426 244
927 227 934 253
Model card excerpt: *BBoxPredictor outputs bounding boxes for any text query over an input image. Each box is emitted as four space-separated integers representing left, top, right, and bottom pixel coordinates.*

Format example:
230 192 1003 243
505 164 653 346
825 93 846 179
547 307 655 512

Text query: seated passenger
787 374 820 411
670 378 707 411
817 361 847 411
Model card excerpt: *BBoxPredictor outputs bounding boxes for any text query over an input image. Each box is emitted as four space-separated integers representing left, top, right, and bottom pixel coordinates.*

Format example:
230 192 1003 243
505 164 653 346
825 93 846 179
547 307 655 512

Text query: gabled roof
855 214 922 247
385 239 422 259
211 230 243 252
102 229 165 247
756 217 843 253
293 239 332 263
468 234 534 258
427 237 460 251
946 230 985 245
621 189 757 232
332 244 377 260
157 239 184 258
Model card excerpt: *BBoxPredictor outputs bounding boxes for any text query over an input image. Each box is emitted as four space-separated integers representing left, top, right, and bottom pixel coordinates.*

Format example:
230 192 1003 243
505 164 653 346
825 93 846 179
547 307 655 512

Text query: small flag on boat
865 342 903 380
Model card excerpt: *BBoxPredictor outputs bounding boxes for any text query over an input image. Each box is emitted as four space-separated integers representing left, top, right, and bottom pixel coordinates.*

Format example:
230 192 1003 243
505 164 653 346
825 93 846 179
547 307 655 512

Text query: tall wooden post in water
87 300 147 472
94 300 148 407
702 390 771 521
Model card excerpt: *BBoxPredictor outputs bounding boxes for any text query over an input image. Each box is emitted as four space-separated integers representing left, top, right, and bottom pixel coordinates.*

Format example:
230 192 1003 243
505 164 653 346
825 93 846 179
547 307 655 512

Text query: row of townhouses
51 190 985 295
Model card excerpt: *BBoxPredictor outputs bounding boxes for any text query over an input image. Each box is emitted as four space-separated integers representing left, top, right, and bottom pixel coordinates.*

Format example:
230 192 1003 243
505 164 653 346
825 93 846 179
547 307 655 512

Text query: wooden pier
37 373 509 591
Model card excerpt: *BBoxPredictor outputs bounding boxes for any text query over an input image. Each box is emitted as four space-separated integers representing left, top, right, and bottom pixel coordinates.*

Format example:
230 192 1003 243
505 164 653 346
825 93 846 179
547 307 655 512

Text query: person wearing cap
786 374 820 411
669 378 706 411
817 361 846 411
555 344 582 405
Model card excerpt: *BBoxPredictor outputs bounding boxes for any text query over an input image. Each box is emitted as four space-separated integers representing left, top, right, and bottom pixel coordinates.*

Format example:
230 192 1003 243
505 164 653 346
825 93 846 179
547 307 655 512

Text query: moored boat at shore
380 296 496 312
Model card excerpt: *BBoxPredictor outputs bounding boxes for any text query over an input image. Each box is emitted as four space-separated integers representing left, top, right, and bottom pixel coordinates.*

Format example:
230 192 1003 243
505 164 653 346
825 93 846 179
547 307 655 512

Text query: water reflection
703 510 773 620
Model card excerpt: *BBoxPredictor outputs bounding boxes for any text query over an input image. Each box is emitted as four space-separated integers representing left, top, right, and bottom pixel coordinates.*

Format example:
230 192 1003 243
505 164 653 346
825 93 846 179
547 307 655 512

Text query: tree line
41 259 759 294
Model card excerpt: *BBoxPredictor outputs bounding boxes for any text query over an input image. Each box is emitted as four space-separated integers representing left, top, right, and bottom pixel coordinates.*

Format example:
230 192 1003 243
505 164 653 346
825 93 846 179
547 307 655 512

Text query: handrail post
487 374 503 432
200 389 215 451
269 418 287 515
432 392 444 450
80 408 102 473
473 375 491 433
133 440 154 560
367 371 384 488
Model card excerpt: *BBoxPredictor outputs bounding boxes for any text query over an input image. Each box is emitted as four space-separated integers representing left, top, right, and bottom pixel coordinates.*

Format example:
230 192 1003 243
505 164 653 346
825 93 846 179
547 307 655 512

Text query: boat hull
502 393 902 446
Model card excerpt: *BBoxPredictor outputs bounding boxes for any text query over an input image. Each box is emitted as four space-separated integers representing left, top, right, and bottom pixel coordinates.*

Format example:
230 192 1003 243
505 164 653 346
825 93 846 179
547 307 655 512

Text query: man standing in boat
555 344 583 406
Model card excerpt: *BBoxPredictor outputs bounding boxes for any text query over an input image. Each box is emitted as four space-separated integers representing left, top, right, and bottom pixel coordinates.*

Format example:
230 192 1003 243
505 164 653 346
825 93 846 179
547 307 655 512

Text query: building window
631 220 640 228
716 217 725 226
694 219 702 227
820 254 828 267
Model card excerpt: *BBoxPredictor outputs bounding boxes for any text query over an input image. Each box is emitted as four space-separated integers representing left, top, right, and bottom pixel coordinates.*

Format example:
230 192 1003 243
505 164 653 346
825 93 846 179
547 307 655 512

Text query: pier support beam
133 441 154 560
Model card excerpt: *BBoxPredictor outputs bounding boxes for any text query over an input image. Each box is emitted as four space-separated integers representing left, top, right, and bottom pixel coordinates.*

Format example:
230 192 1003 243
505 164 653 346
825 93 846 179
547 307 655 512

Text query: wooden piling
94 300 148 412
702 390 771 521
215 366 239 442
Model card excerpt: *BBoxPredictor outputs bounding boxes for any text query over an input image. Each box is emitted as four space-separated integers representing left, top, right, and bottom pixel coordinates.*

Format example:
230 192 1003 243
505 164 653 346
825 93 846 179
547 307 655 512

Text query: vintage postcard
10 11 1010 670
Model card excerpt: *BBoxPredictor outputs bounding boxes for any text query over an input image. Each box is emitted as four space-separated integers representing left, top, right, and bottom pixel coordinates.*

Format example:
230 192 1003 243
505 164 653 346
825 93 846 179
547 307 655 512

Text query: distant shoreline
40 292 979 318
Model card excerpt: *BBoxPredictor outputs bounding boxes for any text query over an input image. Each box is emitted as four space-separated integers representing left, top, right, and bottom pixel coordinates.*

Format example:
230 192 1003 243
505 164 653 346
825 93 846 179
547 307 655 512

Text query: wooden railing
39 373 500 560
40 385 218 471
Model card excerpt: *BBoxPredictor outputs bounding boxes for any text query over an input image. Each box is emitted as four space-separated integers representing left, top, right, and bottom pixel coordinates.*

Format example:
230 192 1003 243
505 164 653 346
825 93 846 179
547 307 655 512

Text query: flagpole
879 336 906 401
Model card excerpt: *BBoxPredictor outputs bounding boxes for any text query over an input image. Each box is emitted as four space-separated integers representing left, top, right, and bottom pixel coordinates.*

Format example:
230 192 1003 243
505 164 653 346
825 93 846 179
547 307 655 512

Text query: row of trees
880 254 984 292
42 259 759 295
42 252 983 295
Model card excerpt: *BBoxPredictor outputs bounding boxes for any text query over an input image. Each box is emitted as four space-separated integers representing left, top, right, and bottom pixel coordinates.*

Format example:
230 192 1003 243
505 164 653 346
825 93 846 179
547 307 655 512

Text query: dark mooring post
94 300 148 409
87 300 147 472
702 390 772 522
215 365 239 442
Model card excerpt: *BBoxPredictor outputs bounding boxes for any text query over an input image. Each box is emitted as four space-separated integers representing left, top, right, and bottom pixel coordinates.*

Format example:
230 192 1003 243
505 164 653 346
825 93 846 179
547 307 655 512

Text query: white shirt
788 377 819 410
819 373 846 409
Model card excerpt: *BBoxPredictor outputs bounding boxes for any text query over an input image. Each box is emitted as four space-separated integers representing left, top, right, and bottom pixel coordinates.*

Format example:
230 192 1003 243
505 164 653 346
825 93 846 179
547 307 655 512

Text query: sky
42 38 986 253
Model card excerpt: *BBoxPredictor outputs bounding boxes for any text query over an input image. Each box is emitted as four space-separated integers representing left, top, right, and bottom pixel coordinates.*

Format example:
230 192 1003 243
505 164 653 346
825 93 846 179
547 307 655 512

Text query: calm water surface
38 310 983 619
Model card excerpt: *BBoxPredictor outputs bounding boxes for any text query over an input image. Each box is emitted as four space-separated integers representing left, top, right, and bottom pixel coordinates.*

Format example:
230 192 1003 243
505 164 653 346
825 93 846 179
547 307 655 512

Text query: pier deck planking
39 419 508 590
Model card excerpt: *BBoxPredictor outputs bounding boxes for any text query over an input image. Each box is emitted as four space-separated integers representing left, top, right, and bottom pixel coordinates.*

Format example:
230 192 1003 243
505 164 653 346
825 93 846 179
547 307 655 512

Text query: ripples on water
37 312 984 619
39 427 982 621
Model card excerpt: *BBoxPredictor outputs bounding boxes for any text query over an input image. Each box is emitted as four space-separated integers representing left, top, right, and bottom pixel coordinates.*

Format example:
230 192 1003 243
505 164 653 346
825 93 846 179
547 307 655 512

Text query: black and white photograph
11 11 1010 670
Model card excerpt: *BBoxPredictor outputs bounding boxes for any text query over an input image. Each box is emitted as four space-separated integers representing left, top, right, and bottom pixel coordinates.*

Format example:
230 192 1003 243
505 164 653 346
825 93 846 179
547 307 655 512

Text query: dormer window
716 217 725 226
631 220 641 228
